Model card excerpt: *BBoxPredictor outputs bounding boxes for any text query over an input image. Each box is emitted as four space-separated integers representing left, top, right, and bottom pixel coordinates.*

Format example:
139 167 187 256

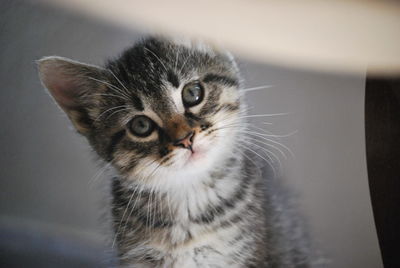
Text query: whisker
146 187 153 236
234 147 262 177
242 138 282 168
241 137 283 169
236 113 289 120
142 163 163 237
179 55 190 75
94 105 130 122
105 107 132 120
241 131 295 158
144 47 168 73
112 185 139 248
155 184 167 234
235 141 277 178
87 76 131 100
88 162 112 186
166 190 173 225
115 184 146 248
242 85 274 93
148 185 160 235
246 124 276 136
90 93 129 101
215 121 297 139
257 129 298 138
129 158 162 181
211 121 294 160
174 48 180 73
108 69 130 94
236 130 290 159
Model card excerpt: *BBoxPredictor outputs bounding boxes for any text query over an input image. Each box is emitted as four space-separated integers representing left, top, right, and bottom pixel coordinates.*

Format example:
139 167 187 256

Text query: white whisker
115 184 145 248
105 107 132 120
242 136 284 168
174 48 180 73
87 76 131 100
108 69 130 93
237 131 289 159
235 142 277 178
94 105 130 122
243 138 282 168
242 85 274 93
144 47 168 73
90 93 129 101
236 113 289 120
88 162 112 186
112 185 138 247
244 131 295 158
179 55 190 75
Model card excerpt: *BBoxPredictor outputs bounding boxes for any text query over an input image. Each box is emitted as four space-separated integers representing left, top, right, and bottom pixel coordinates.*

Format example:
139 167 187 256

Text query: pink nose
173 131 194 151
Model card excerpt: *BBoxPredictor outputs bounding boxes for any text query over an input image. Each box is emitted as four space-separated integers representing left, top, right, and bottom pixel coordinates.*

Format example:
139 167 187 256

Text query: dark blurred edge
365 76 400 268
0 218 117 268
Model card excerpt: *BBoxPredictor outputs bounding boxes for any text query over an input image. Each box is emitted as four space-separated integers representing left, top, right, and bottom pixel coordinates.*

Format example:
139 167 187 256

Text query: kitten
38 37 318 267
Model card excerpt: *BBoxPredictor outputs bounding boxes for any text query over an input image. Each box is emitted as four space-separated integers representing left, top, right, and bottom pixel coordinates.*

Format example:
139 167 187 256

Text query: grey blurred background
0 1 382 267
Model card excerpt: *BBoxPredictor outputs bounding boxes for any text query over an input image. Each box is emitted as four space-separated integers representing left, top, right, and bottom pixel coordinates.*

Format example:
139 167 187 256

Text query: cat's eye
182 82 204 107
128 115 155 137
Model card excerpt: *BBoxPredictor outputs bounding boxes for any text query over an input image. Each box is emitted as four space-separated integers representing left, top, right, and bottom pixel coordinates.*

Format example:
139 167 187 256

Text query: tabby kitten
38 37 316 267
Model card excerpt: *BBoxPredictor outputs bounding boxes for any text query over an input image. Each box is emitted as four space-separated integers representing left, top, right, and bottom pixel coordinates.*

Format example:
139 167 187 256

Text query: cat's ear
37 56 105 135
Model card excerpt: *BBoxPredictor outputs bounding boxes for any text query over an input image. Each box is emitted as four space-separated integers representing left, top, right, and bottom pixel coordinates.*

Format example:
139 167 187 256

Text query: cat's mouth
167 128 219 167
185 139 211 164
187 148 204 162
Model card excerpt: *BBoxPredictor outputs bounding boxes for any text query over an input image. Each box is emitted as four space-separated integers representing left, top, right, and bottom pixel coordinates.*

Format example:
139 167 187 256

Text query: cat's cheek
188 150 206 162
166 149 190 168
124 157 158 181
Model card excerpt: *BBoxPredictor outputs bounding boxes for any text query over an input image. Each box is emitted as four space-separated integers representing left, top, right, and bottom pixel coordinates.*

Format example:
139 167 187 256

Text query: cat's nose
173 131 194 151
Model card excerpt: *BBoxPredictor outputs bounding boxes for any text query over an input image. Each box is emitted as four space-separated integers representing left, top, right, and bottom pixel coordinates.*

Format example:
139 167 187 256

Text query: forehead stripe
167 69 180 88
131 95 144 111
203 73 238 87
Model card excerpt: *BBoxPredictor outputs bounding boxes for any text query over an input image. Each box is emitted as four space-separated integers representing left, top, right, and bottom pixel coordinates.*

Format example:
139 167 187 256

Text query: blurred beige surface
41 0 400 75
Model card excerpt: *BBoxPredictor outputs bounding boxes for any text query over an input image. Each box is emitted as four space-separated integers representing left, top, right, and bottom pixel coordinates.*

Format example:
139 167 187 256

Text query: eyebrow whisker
144 47 168 74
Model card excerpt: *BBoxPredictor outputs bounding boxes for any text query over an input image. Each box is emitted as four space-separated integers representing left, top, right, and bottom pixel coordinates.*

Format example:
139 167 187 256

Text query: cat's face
38 38 243 189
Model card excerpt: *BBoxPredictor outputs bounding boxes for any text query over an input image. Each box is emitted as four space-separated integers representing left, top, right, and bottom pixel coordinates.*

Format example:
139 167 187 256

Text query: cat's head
38 37 244 189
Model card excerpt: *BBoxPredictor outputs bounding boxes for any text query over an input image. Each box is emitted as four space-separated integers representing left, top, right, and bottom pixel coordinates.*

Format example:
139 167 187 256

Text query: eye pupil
188 87 199 101
129 115 154 137
137 119 147 130
182 82 204 107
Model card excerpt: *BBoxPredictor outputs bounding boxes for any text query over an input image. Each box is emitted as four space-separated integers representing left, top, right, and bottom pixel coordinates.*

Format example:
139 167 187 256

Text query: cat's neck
111 149 261 252
122 145 243 194
112 151 245 225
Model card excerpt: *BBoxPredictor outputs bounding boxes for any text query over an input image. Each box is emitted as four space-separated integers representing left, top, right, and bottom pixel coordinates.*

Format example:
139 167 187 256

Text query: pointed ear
38 56 105 135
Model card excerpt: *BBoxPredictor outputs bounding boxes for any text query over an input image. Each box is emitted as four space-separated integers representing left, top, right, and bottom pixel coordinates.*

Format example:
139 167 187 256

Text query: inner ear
38 56 106 135
41 65 82 110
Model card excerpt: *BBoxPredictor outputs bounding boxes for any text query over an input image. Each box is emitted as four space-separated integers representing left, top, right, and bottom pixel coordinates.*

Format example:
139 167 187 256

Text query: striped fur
38 37 320 267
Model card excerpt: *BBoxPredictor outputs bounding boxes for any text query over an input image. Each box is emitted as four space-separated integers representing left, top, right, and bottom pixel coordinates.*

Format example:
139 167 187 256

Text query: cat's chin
188 150 204 162
177 148 206 168
183 134 233 169
169 145 212 172
185 141 214 166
